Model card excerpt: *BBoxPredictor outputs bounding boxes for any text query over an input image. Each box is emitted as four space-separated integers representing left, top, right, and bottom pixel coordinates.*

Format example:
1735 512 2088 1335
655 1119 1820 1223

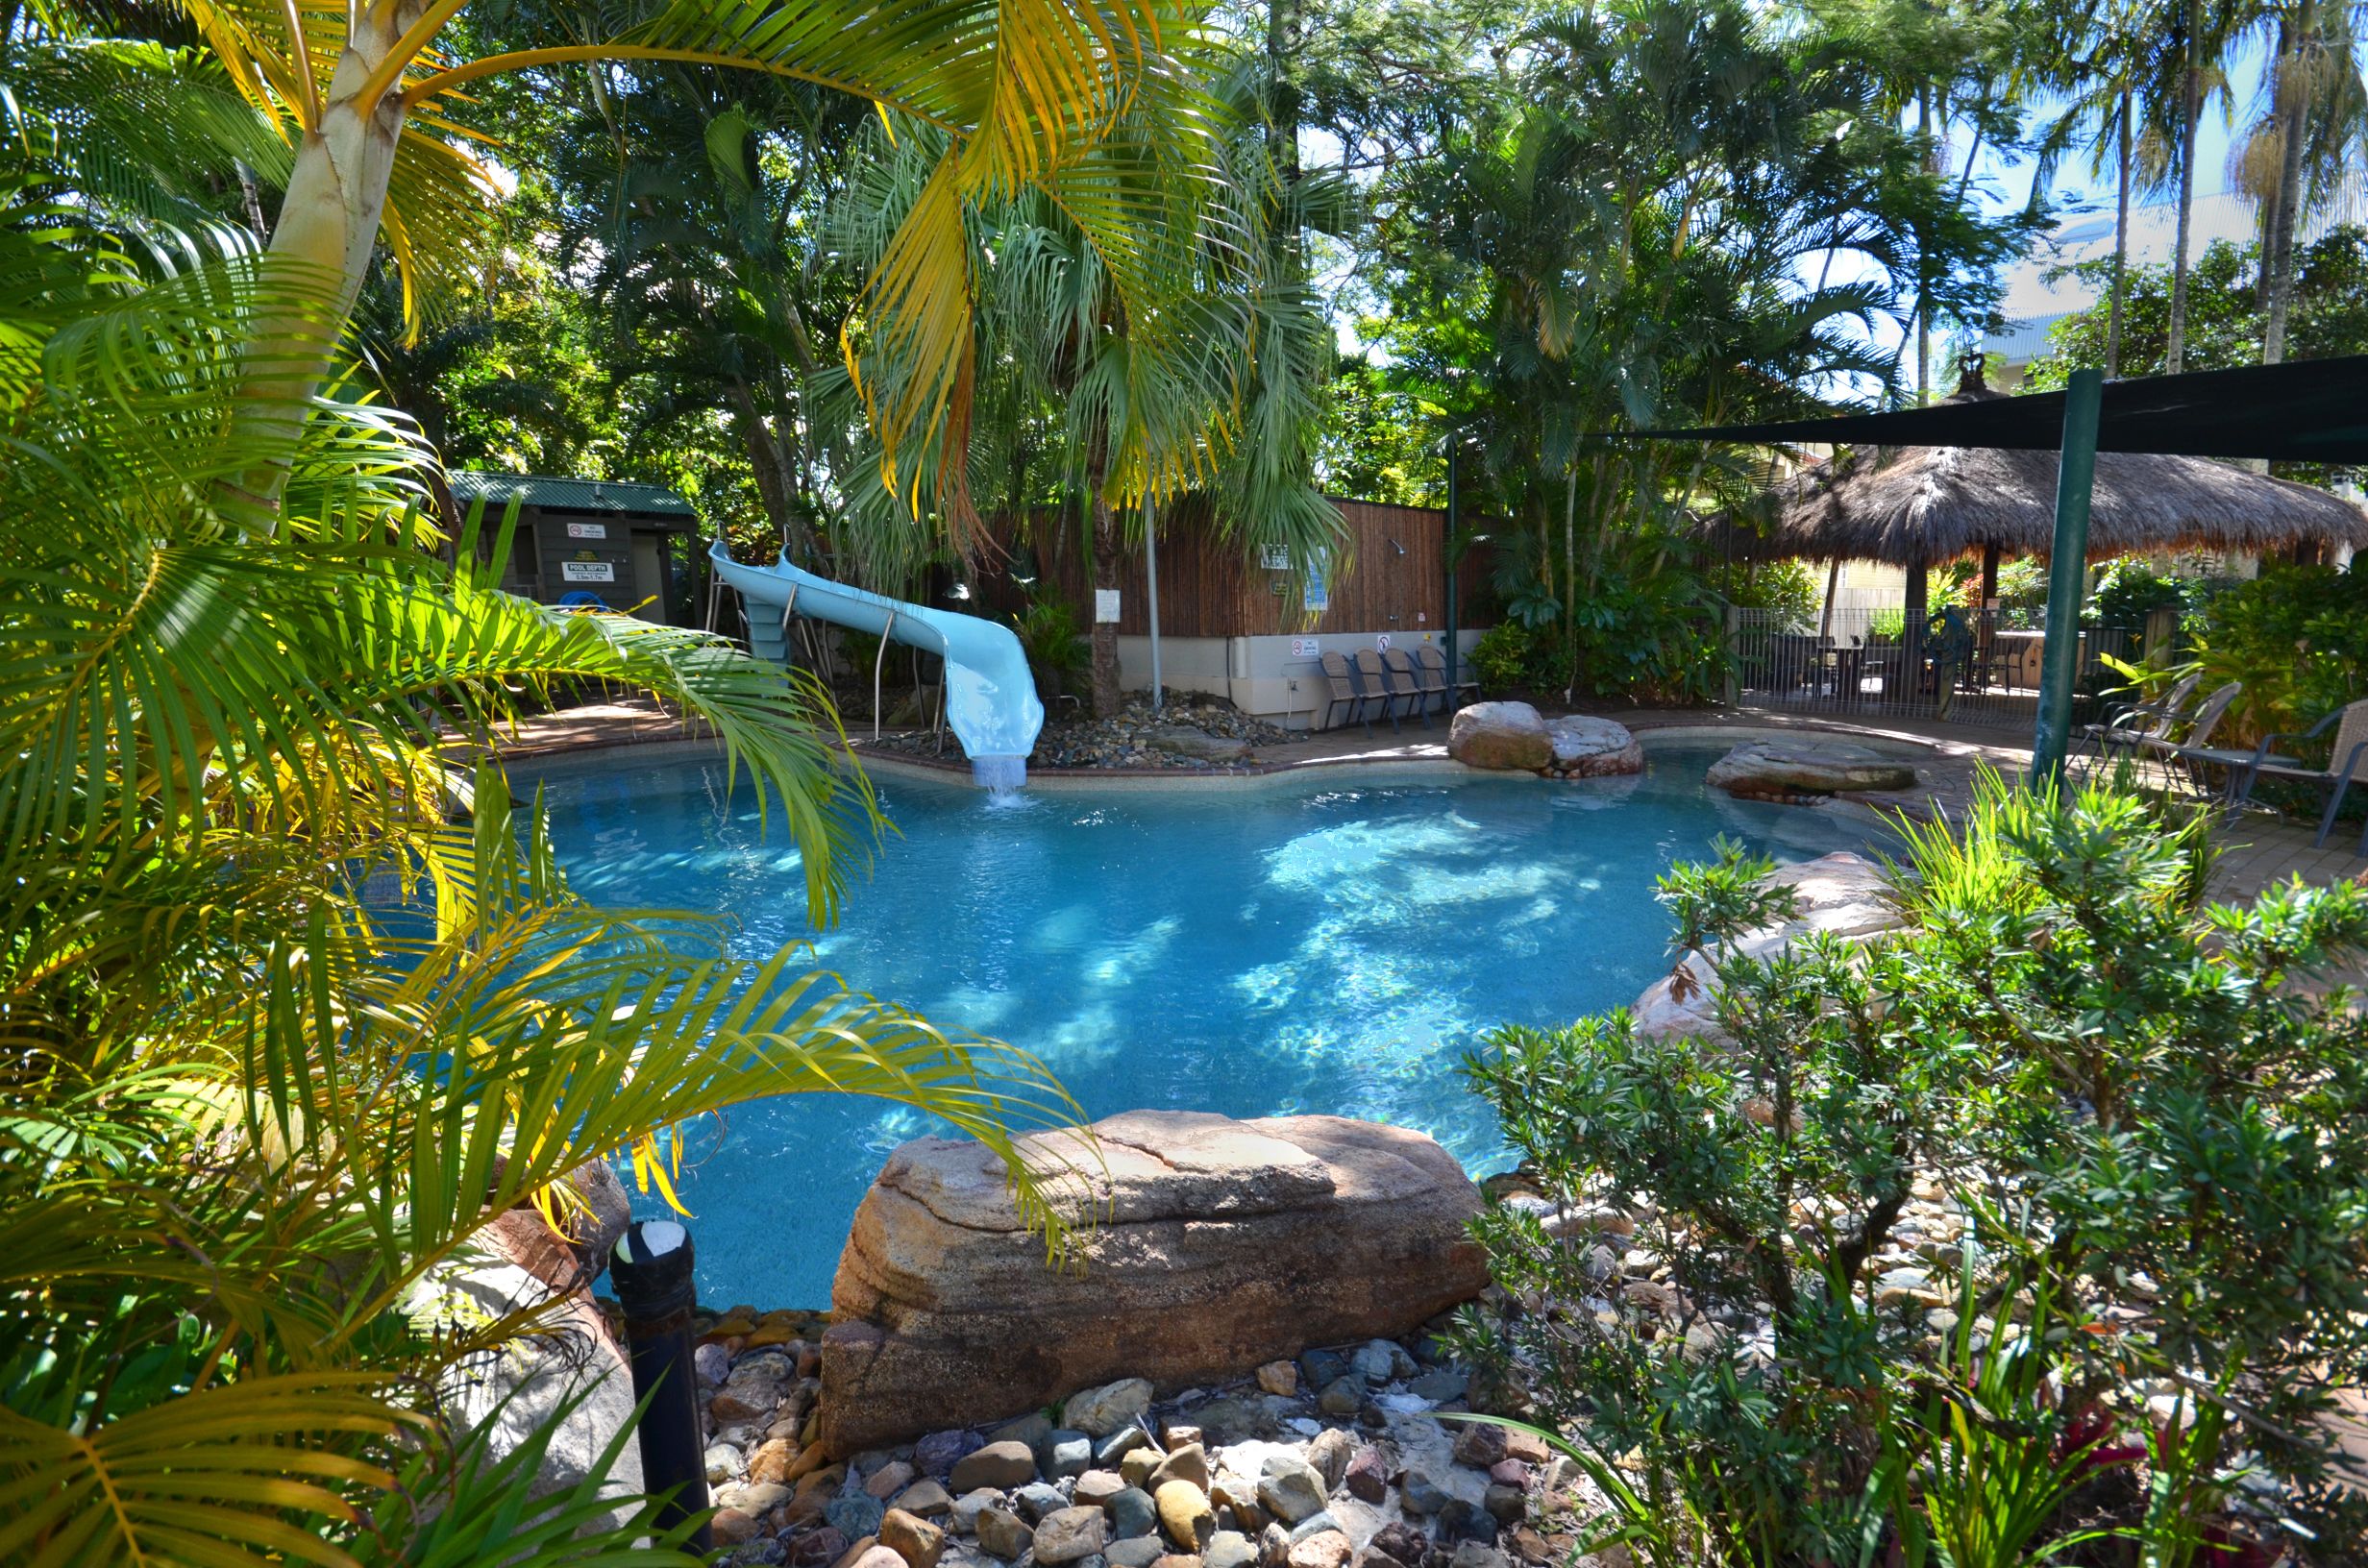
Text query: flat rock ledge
820 1113 1491 1458
1448 703 1641 780
1705 739 1916 800
1631 850 1904 1045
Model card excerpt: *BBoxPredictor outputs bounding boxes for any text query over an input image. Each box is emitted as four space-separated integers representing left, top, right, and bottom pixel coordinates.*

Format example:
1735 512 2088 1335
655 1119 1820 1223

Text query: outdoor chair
1353 649 1407 733
2079 670 2203 768
1417 645 1476 711
1319 650 1378 735
2146 681 2245 800
2196 697 2368 851
1381 648 1432 727
1407 645 1450 715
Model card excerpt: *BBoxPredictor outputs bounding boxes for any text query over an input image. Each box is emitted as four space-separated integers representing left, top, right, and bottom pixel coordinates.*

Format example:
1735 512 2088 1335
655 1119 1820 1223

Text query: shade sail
1620 355 2368 464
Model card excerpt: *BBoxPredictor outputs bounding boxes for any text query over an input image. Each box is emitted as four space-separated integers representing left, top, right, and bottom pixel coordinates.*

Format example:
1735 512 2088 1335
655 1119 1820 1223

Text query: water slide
708 542 1045 789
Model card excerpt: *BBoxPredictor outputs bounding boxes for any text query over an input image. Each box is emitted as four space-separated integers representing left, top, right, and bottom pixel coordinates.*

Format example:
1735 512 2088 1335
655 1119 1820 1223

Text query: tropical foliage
1459 775 2368 1565
0 0 1161 1552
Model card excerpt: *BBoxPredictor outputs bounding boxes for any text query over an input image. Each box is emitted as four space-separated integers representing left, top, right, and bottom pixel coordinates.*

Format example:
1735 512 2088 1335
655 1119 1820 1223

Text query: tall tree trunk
1087 449 1123 718
1914 87 1935 404
727 378 812 561
2166 0 2204 372
241 10 424 519
2261 3 2315 364
1265 0 1301 273
2106 90 2133 377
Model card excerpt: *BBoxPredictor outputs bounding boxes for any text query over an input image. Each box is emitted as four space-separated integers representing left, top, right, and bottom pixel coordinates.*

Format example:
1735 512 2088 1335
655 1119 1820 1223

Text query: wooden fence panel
967 497 1474 639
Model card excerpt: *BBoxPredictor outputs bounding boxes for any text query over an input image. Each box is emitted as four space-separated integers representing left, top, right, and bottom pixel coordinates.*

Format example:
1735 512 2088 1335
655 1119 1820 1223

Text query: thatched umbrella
1725 385 2368 569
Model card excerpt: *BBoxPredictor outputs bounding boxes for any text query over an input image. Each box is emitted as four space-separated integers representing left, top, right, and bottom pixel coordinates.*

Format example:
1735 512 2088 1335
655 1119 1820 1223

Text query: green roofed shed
449 471 702 625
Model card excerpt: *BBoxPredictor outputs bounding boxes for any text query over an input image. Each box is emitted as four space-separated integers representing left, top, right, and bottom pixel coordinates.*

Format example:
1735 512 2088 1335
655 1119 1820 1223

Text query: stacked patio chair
1319 650 1381 735
2186 697 2368 850
2142 681 2244 800
1381 648 1434 727
1417 645 1476 711
1353 648 1409 733
1407 646 1450 716
2079 671 2203 769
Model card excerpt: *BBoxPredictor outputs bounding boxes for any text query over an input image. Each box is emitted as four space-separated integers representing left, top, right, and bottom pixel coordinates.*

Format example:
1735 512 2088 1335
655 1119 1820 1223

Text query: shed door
630 534 666 621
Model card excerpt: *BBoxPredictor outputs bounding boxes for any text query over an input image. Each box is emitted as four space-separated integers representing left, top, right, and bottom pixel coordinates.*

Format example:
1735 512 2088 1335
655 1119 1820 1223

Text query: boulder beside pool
1449 701 1642 777
1706 739 1917 799
1446 700 1553 771
1544 714 1644 778
818 1111 1490 1456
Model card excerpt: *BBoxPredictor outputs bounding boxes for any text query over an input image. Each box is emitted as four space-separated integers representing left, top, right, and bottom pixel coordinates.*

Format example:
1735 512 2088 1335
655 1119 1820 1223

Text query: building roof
447 471 699 520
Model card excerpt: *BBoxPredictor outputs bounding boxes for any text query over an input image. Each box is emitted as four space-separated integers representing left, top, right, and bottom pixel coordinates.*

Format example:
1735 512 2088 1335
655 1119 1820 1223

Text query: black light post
610 1220 712 1551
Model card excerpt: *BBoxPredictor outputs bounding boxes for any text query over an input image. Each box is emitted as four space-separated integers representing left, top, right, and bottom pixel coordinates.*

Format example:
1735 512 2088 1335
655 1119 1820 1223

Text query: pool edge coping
499 721 1952 798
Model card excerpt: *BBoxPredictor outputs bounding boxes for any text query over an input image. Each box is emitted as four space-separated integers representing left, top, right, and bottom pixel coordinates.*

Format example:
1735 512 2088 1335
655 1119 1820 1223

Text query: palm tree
2232 0 2368 361
2157 0 2238 370
0 184 1091 1558
821 61 1347 719
74 0 1209 524
0 24 1110 1556
2031 0 2163 378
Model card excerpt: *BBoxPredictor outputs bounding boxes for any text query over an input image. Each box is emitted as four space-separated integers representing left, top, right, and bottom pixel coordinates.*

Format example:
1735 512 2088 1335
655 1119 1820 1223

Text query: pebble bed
682 1315 1596 1568
867 696 1297 773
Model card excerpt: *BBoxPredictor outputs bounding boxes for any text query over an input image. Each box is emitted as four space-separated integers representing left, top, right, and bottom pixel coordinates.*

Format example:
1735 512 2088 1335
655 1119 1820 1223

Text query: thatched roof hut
1724 386 2368 567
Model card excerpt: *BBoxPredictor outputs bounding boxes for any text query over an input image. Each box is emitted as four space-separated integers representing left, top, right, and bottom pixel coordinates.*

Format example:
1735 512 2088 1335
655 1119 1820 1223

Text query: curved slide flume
708 542 1046 789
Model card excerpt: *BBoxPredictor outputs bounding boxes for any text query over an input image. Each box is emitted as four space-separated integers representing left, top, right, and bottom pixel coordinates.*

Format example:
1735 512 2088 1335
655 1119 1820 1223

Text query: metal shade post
609 1220 711 1552
2032 368 2104 785
1144 495 1163 714
1443 446 1460 708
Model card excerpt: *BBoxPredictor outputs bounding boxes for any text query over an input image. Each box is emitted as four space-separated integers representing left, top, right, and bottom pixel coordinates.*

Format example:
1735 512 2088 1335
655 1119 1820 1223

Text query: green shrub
2083 554 2205 630
1458 775 2368 1563
2188 560 2368 747
1707 560 1819 629
1469 621 1540 695
1011 593 1090 699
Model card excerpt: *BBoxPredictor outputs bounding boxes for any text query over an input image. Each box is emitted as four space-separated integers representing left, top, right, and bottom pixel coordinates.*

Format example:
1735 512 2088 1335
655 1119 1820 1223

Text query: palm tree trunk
2106 90 2133 377
1087 449 1123 719
2166 0 2204 372
1914 87 1934 404
2261 1 2315 364
240 16 419 518
728 379 807 556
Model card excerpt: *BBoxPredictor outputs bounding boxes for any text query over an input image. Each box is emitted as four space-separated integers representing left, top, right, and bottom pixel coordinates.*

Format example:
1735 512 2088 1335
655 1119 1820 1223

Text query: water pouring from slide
971 754 1028 793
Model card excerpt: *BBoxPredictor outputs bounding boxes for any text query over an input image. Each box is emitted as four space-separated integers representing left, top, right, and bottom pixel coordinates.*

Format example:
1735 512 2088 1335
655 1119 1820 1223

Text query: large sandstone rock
821 1113 1490 1455
1447 702 1552 772
1705 740 1917 799
1543 716 1642 778
402 1237 645 1531
1631 851 1903 1044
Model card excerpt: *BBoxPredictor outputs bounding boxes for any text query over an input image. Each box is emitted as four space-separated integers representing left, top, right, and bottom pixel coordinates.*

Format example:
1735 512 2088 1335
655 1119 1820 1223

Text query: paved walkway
484 698 2366 907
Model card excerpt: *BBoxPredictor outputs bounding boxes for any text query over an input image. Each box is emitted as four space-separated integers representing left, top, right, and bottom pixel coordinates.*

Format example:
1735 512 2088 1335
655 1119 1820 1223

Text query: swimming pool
536 742 1886 1307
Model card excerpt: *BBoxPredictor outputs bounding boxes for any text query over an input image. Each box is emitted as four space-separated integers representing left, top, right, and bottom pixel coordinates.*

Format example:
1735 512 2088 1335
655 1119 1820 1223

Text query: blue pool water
537 745 1882 1307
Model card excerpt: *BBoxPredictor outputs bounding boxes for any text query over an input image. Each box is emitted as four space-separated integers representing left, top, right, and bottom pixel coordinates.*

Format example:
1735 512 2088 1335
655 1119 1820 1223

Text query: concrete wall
1114 628 1485 729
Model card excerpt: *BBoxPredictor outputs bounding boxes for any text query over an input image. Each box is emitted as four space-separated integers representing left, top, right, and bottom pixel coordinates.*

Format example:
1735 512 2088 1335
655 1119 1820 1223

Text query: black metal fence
1727 605 2150 730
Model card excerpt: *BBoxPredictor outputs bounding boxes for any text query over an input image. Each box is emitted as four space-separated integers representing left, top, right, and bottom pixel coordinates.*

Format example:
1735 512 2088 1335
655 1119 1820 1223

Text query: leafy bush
1458 775 2368 1564
2083 555 2205 630
2187 560 2368 747
1011 593 1090 700
1707 560 1820 629
1470 620 1547 695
